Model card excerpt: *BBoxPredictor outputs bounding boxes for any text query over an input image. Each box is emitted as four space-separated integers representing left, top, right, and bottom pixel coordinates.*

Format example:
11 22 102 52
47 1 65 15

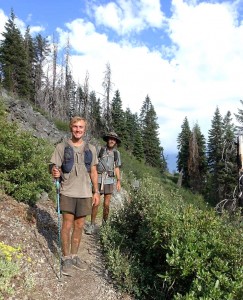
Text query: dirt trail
0 193 132 300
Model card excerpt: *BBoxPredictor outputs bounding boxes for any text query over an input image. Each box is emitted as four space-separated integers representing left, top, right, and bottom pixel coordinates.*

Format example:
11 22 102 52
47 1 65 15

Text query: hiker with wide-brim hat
103 132 121 145
85 131 122 235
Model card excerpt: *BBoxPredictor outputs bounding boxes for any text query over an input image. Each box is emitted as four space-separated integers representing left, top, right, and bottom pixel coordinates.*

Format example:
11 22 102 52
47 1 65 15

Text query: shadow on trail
27 203 60 279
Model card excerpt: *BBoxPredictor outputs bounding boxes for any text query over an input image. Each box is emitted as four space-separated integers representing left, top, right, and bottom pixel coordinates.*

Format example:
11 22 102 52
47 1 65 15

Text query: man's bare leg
61 213 74 256
91 205 99 225
103 194 112 222
71 216 85 254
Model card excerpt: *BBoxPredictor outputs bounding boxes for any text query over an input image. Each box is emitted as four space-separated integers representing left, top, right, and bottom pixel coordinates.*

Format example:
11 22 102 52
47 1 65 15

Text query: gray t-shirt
50 140 98 198
97 147 121 185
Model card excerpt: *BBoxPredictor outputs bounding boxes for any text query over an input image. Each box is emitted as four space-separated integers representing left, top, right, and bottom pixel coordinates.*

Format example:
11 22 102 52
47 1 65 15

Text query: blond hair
69 116 88 131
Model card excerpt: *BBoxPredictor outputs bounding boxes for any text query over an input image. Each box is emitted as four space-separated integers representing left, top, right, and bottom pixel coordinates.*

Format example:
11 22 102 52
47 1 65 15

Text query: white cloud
29 25 45 35
0 9 8 40
1 1 243 164
92 0 165 35
55 0 243 156
0 10 44 38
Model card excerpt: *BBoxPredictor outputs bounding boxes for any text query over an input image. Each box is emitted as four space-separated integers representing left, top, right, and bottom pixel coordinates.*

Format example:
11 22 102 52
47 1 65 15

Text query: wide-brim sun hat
103 132 121 144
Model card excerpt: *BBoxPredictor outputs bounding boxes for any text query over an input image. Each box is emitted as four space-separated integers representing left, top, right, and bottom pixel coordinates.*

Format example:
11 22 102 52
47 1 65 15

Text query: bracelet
94 191 100 194
117 179 120 181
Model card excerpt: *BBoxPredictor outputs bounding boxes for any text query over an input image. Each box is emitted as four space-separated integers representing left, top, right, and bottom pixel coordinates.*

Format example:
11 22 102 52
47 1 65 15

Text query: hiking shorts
60 195 92 217
98 183 114 195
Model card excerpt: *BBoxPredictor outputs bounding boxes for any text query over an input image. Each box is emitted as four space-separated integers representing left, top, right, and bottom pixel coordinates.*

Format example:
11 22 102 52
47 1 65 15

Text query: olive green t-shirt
50 140 98 198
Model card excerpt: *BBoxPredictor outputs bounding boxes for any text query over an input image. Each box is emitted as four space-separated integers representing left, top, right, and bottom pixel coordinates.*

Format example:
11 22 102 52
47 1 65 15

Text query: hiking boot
61 258 73 276
72 256 87 271
85 224 95 235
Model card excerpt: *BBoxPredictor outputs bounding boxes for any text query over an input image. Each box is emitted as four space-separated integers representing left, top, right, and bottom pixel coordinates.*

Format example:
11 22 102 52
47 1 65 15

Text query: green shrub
0 100 54 205
0 242 33 299
54 119 69 131
101 176 243 299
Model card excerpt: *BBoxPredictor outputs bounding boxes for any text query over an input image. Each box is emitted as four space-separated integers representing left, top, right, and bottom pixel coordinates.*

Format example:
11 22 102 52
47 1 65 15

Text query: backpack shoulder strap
113 149 118 162
84 142 92 173
98 146 106 159
61 141 74 173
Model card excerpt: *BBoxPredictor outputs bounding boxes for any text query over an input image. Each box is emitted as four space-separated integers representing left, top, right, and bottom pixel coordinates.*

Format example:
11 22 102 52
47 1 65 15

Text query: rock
1 91 66 144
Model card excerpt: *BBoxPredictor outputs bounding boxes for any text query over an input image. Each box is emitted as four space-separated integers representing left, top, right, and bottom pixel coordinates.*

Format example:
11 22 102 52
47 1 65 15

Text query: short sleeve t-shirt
50 140 98 198
97 147 121 185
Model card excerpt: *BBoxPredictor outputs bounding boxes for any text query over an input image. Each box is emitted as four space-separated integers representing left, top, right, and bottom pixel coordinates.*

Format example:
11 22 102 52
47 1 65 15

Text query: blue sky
1 0 243 171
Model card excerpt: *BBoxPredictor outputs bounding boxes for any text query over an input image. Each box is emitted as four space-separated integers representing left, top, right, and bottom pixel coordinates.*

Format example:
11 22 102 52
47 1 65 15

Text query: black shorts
98 183 114 195
60 195 92 217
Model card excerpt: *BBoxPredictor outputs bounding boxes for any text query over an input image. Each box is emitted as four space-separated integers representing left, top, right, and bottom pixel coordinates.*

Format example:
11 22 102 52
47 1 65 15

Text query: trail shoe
72 256 87 271
85 224 95 235
61 258 74 276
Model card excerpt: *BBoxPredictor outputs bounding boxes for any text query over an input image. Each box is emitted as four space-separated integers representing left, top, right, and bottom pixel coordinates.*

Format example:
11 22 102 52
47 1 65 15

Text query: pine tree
32 33 50 107
207 107 224 205
111 90 127 143
89 91 103 137
234 99 243 131
140 95 166 171
124 108 136 152
132 113 144 161
177 117 191 187
24 26 35 101
124 109 144 159
188 123 207 192
0 9 30 98
221 111 237 200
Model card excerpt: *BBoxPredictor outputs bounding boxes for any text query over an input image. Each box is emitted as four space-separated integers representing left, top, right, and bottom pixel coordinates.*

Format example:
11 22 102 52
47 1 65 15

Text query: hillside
0 91 132 300
1 91 242 299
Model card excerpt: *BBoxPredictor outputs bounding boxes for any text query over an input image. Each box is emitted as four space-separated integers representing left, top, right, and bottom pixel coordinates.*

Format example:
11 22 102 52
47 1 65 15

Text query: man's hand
92 192 100 206
52 165 61 178
116 179 121 192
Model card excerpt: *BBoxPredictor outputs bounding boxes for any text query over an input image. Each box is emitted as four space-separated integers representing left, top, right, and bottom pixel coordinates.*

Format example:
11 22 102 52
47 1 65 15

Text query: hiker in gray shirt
50 116 100 276
85 132 121 235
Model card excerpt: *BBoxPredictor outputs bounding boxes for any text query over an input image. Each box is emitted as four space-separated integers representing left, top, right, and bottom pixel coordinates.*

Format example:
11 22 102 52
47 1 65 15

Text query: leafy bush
0 242 33 299
101 176 243 299
0 100 54 205
54 119 69 132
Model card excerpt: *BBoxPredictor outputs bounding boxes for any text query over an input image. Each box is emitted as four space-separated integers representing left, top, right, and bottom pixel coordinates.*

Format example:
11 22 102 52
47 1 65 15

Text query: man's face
71 120 86 140
107 137 117 148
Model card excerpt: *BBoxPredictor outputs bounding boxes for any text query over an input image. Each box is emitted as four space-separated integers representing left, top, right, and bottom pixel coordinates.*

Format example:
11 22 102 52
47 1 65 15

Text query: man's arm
115 166 121 192
90 165 100 206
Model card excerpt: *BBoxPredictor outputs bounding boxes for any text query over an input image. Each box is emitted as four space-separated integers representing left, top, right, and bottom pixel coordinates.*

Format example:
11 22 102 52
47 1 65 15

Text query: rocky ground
0 191 132 300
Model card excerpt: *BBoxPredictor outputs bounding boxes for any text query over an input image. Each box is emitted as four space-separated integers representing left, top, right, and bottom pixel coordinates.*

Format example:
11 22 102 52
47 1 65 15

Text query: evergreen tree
75 85 85 116
207 107 224 205
140 95 166 171
89 91 103 137
221 111 237 200
124 109 144 159
32 33 50 106
124 108 136 152
24 26 35 101
0 9 30 98
111 90 127 144
188 123 207 193
177 117 191 187
234 99 243 132
132 113 144 161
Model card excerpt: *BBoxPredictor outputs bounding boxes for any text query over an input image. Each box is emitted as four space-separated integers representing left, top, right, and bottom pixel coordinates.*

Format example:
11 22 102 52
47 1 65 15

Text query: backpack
97 146 118 175
98 146 118 162
61 142 92 173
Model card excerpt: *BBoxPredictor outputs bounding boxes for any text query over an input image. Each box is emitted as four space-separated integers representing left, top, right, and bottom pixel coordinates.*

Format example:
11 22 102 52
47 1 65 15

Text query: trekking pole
55 177 62 281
